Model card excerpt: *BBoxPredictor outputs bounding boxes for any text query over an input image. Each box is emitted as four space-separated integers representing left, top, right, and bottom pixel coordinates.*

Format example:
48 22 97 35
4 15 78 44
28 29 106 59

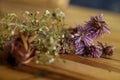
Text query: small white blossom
53 46 56 50
36 60 39 64
11 31 15 35
45 10 50 14
60 11 65 17
39 28 42 31
36 20 39 23
49 58 54 63
44 10 50 16
55 53 59 56
36 11 40 14
25 11 30 15
71 35 74 38
62 34 65 38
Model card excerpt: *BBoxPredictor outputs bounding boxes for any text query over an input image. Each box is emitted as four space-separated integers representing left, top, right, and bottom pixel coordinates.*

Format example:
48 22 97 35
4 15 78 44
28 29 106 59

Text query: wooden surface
0 1 120 80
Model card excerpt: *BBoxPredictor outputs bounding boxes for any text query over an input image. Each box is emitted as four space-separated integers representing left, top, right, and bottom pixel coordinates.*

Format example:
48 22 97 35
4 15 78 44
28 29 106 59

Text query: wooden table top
0 3 120 80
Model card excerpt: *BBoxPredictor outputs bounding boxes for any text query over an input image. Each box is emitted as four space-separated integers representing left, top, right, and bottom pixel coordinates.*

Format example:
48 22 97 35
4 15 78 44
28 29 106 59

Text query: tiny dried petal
99 14 103 21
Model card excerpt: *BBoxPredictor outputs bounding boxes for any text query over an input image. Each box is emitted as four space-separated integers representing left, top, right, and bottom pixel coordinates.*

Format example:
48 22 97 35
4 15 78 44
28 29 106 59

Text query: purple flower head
62 14 114 58
103 46 115 56
75 40 102 57
97 41 115 56
88 45 102 58
74 34 93 55
82 34 93 46
67 24 94 55
69 24 93 45
85 14 110 40
75 37 85 55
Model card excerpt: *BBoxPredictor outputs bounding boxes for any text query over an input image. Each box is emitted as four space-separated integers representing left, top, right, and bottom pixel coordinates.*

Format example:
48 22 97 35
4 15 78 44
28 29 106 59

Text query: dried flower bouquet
0 9 114 66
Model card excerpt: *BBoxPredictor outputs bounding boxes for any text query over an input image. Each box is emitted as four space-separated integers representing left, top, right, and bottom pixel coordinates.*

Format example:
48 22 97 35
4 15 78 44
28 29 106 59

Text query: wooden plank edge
16 62 98 80
60 54 120 73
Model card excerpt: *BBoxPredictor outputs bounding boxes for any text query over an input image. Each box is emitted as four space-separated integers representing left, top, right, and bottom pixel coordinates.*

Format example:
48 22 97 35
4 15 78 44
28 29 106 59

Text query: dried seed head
103 46 115 56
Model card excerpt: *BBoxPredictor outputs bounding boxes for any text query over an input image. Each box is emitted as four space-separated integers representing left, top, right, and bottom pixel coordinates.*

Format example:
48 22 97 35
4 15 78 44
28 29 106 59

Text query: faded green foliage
0 9 66 64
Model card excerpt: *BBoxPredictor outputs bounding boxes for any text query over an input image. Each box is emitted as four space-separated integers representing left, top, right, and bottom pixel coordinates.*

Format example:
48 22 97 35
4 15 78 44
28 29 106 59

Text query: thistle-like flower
97 41 115 56
69 26 93 55
68 14 113 58
85 14 110 40
88 45 102 58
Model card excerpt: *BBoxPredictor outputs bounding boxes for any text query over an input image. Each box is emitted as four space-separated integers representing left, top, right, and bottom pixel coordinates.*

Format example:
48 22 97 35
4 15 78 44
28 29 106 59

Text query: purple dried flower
103 46 115 56
68 24 93 45
75 37 85 55
74 34 93 55
85 14 110 40
88 45 102 58
82 34 93 46
97 41 115 56
67 25 93 55
60 14 114 58
75 40 102 57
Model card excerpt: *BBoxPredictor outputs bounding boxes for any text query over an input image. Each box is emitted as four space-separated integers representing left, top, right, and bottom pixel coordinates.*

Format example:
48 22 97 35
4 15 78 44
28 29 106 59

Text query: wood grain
0 1 120 80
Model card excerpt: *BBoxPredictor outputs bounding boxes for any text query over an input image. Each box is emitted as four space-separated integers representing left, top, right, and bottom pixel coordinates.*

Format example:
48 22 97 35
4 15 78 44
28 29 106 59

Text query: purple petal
99 13 103 21
82 35 93 46
75 37 85 55
89 45 102 58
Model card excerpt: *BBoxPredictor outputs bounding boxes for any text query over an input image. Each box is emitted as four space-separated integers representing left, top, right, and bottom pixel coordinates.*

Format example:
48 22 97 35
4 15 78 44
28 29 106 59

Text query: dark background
70 0 120 13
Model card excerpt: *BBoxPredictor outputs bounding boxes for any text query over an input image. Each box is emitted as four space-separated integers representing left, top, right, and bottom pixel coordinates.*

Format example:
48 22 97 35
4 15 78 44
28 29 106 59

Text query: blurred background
0 0 120 28
0 0 120 15
0 1 120 80
0 0 120 30
70 0 120 13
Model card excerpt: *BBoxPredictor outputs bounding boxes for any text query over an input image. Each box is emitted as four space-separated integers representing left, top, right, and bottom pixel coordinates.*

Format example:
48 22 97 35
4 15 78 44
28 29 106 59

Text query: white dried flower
39 28 42 31
36 60 39 64
71 35 74 38
50 37 54 43
53 46 56 50
11 31 15 35
25 11 30 15
60 11 65 17
62 34 65 38
49 58 55 63
36 20 39 23
45 10 50 15
55 52 59 56
36 11 40 14
44 10 50 16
